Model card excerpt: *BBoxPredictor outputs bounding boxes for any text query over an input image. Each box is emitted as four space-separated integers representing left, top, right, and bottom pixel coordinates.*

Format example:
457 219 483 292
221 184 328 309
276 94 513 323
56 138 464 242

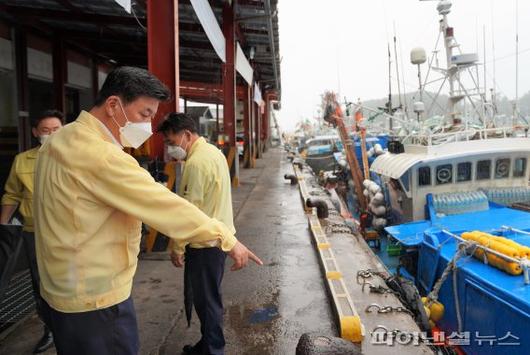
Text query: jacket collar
76 110 122 147
25 146 40 159
188 136 206 159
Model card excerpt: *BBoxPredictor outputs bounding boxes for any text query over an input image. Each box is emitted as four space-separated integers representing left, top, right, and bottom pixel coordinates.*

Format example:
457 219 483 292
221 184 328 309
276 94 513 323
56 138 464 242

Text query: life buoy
495 161 509 178
437 167 452 183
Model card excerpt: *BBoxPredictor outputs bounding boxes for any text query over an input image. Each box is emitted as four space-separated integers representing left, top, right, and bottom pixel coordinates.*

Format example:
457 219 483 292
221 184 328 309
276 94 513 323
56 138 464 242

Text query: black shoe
182 344 201 355
33 328 54 354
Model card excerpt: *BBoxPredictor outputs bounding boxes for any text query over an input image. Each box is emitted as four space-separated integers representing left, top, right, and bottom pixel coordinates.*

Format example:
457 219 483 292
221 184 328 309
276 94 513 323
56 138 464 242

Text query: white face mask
38 135 50 145
167 135 188 160
112 99 153 149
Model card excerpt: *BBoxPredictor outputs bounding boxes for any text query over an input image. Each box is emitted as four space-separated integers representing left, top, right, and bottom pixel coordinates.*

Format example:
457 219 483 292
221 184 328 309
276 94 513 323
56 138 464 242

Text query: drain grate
0 270 35 334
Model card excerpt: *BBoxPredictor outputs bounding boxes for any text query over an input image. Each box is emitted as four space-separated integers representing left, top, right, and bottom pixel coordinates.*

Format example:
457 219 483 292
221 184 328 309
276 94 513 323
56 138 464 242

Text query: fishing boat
376 131 530 354
312 1 530 353
301 135 342 174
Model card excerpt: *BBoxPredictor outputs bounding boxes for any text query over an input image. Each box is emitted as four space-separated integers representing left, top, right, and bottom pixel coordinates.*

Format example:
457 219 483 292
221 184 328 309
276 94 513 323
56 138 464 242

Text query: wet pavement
155 148 336 354
0 148 337 354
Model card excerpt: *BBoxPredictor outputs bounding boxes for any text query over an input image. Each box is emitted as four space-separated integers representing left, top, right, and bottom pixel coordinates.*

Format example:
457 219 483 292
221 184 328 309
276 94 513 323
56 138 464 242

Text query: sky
276 0 530 132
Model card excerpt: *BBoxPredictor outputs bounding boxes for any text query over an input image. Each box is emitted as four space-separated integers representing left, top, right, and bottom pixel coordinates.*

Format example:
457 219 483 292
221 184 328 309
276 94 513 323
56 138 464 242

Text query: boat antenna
386 42 394 131
514 0 519 127
399 31 408 114
483 25 488 123
483 25 487 102
490 0 497 113
393 22 404 110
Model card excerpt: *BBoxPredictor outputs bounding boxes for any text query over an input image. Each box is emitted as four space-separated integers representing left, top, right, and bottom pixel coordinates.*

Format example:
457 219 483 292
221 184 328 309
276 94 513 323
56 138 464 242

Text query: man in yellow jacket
1 109 63 353
33 66 262 354
158 113 235 355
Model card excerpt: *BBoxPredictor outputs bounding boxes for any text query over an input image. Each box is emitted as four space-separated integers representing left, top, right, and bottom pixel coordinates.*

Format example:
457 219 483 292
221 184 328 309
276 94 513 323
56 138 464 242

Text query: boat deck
387 205 530 247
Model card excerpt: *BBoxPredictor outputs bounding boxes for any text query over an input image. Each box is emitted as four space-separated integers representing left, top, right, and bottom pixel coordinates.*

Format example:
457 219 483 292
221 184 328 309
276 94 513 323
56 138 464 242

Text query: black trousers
42 296 139 355
186 246 227 355
21 231 46 325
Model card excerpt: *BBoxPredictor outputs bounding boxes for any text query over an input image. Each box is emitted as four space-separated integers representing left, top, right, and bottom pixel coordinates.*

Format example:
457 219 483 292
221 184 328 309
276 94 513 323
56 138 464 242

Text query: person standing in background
158 113 235 355
1 109 63 354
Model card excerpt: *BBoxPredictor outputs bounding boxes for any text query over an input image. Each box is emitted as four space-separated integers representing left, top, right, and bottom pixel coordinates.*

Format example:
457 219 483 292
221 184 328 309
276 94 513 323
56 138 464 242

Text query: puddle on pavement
249 306 280 324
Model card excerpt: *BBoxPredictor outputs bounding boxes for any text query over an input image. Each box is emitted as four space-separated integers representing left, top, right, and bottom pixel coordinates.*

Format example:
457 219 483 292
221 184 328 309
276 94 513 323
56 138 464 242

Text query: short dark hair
95 66 171 106
157 112 198 135
31 109 64 128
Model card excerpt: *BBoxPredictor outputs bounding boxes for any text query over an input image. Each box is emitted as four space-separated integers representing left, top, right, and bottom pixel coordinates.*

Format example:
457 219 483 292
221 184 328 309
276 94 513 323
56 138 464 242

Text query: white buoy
373 192 385 202
374 144 384 155
369 184 381 195
372 206 387 216
373 218 388 229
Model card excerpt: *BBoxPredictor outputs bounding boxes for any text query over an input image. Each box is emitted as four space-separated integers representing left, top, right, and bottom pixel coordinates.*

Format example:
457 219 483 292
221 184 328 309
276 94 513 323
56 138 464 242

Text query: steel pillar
249 84 256 167
243 84 251 168
262 92 269 152
222 1 238 185
256 101 262 158
147 0 179 159
216 103 220 144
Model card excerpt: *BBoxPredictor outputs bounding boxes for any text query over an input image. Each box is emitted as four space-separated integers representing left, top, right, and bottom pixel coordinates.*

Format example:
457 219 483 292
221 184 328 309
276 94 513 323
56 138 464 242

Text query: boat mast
483 26 486 102
438 0 458 123
490 0 497 114
387 43 393 131
393 22 404 110
514 0 519 127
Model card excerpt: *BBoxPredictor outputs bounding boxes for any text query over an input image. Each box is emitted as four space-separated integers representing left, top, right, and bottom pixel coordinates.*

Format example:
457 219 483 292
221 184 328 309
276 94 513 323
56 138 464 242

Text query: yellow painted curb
317 242 331 250
294 162 365 344
326 271 342 280
340 316 364 343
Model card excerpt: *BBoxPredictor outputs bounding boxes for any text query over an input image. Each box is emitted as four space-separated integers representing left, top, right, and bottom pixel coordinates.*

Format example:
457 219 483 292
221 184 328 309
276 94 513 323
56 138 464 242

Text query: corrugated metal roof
0 0 281 100
370 153 426 179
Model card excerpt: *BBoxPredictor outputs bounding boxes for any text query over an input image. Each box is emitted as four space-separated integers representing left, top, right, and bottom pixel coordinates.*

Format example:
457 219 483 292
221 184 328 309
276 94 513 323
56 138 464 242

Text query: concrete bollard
284 174 298 185
306 198 329 219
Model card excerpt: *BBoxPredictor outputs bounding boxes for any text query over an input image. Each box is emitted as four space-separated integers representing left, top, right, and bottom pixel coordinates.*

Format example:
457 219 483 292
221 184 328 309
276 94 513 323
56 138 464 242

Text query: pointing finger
248 250 263 266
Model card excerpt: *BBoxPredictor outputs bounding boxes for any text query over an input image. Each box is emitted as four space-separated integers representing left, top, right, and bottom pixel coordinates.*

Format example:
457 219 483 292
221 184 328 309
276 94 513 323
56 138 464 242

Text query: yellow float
461 231 525 275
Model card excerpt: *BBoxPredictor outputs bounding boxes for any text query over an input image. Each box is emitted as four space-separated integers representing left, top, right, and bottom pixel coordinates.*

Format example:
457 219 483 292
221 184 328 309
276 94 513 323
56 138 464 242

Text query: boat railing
410 126 527 146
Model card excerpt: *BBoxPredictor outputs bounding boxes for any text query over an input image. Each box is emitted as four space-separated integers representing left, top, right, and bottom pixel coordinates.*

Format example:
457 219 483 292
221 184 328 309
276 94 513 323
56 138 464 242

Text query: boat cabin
370 136 530 222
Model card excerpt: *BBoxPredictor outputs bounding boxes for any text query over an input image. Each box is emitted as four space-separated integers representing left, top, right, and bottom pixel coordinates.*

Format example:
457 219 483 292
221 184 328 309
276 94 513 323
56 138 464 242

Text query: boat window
494 158 511 179
436 164 453 185
418 166 431 186
457 162 472 182
513 158 527 177
400 171 410 192
476 160 491 180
